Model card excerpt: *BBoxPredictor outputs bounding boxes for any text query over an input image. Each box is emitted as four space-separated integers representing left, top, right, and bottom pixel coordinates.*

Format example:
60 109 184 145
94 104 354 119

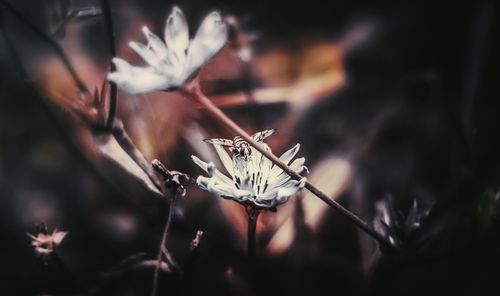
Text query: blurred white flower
27 228 68 257
108 6 228 94
191 131 307 209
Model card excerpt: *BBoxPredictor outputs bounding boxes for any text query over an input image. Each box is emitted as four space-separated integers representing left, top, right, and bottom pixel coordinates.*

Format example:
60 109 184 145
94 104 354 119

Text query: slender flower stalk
184 230 204 295
151 159 189 296
246 206 260 260
151 192 176 296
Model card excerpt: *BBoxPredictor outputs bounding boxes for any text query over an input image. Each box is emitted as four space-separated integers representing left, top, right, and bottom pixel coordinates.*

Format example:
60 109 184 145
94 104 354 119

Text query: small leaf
94 132 163 198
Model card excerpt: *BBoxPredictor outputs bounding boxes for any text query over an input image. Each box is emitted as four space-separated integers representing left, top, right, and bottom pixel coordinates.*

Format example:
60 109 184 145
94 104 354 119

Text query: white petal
280 144 300 165
142 26 168 60
110 57 133 72
196 175 232 196
164 6 189 66
257 178 306 208
108 58 171 94
191 155 233 185
289 157 308 175
196 176 252 201
268 144 301 181
129 41 163 72
187 10 227 73
52 231 68 245
26 233 38 241
191 155 212 174
213 145 234 176
254 144 273 192
267 173 291 191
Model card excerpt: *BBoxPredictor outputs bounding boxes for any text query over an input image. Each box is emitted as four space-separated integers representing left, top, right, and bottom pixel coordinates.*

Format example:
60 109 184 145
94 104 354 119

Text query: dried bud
152 159 190 196
191 230 204 249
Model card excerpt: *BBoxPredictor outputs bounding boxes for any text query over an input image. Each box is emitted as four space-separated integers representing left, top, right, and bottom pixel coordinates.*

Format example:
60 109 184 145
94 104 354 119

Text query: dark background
0 0 499 295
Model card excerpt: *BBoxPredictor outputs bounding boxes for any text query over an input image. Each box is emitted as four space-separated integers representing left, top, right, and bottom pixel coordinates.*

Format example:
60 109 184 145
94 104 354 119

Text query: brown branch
182 79 394 251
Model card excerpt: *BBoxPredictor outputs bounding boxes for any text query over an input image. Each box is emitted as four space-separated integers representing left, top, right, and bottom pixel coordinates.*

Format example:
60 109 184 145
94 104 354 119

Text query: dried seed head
152 159 190 196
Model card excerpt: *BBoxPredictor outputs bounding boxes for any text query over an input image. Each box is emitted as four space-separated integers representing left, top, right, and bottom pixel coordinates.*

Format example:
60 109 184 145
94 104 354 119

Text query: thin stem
151 194 176 296
99 0 118 130
184 80 393 251
246 206 260 260
113 121 163 192
184 230 204 296
0 0 89 94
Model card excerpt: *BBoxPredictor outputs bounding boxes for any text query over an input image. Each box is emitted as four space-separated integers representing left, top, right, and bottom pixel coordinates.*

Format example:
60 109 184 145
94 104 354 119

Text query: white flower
27 228 68 257
108 6 228 94
191 133 308 209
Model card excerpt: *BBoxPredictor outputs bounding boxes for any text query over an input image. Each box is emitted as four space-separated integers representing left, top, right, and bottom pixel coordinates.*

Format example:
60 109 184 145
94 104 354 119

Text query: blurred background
0 0 499 295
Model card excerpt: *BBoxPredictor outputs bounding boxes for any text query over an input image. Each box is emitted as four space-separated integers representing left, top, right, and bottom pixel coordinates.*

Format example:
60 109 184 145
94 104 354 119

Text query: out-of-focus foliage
0 0 499 295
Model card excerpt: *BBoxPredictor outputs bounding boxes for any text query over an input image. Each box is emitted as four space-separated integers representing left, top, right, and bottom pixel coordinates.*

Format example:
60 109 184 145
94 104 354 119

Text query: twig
112 120 163 192
151 193 176 296
150 160 187 296
182 79 394 251
184 230 204 296
99 0 118 130
0 0 89 94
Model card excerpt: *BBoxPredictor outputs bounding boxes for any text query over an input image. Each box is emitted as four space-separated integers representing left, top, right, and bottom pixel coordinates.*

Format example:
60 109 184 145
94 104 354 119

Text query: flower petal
108 58 171 94
253 144 273 193
213 145 234 176
268 144 301 182
129 41 163 72
257 178 306 208
191 155 233 185
289 157 308 175
52 231 68 245
110 57 133 72
196 175 252 201
142 26 168 60
164 6 189 66
280 144 300 165
187 10 227 73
